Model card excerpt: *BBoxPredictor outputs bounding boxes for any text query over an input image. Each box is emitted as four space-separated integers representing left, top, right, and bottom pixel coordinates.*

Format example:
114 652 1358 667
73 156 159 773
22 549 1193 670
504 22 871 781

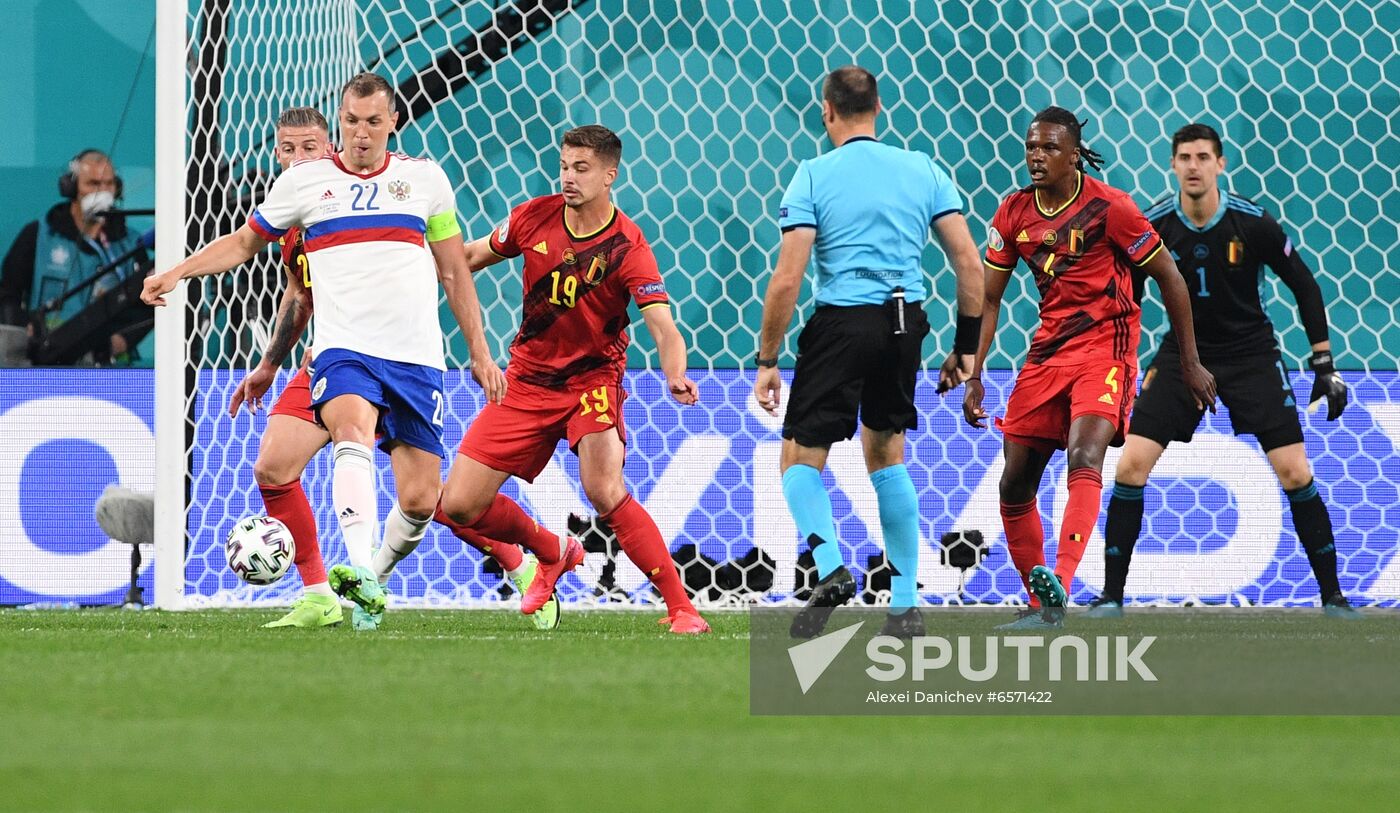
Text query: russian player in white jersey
224 105 558 631
144 73 506 629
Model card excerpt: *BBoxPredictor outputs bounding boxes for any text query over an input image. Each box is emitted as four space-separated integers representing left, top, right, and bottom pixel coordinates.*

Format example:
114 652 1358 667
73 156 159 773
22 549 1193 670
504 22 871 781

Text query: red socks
1000 468 1104 604
466 493 561 565
434 501 523 572
261 481 538 583
259 480 325 587
1056 467 1104 589
602 493 694 616
1000 499 1045 607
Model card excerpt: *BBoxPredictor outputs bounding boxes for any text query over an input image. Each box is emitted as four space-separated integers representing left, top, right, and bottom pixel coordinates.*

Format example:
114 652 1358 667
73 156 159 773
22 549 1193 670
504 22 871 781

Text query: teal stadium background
0 1 156 270
201 0 1397 371
4 1 1393 369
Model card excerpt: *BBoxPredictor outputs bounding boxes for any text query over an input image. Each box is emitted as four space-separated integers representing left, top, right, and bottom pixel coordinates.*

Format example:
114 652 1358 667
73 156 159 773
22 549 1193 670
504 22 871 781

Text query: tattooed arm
228 280 312 416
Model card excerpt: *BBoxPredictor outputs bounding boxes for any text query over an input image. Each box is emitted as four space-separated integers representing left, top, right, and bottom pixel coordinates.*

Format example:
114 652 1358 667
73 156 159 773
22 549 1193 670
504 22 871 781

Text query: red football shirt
488 194 669 390
983 172 1163 366
278 227 313 370
279 227 311 297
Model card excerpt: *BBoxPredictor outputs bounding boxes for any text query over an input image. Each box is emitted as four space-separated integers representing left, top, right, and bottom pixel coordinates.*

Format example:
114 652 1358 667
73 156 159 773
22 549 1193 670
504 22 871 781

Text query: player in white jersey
144 73 506 629
225 105 558 631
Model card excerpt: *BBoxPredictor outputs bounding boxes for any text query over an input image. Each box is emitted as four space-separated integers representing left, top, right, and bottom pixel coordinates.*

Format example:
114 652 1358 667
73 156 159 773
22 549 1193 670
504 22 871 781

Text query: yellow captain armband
426 210 462 242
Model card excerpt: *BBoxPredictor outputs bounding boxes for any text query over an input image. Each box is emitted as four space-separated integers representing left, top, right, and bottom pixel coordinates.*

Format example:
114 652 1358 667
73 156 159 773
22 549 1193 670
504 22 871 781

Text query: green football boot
351 603 384 631
994 607 1065 631
510 554 560 630
1028 565 1068 611
328 564 387 631
262 592 342 628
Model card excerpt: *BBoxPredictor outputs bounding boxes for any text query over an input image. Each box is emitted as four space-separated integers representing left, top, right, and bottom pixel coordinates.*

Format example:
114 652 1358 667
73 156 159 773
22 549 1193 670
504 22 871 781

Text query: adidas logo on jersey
533 241 548 254
1098 393 1115 405
596 413 613 425
338 506 359 521
1016 230 1031 242
320 189 335 200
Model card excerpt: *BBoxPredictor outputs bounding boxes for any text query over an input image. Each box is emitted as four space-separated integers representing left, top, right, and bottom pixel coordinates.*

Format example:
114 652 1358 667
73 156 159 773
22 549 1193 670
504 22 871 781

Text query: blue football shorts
308 348 445 457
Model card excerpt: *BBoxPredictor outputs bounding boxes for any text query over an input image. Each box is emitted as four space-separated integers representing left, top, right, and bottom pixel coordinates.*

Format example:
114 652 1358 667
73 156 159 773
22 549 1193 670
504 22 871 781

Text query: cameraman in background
0 149 150 366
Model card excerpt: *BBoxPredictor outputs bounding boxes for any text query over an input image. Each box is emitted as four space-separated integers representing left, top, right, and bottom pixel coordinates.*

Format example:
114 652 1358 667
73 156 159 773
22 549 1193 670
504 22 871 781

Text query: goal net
159 0 1400 609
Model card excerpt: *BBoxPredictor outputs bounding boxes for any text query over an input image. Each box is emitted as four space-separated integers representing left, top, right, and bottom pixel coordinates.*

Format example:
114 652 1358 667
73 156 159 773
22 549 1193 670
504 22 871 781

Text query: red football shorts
458 380 628 482
996 358 1136 452
269 366 316 423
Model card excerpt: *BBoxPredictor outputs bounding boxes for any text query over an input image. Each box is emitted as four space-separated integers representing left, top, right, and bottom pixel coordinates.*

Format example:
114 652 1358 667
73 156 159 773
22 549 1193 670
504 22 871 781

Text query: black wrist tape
954 313 982 355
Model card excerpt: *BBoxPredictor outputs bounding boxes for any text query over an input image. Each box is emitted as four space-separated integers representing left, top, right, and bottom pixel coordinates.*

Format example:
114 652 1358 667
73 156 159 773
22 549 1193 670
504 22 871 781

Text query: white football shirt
248 152 461 369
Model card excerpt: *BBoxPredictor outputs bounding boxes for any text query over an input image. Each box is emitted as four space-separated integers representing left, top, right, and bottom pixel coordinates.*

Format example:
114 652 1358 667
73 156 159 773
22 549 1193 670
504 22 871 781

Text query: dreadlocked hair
1031 106 1106 172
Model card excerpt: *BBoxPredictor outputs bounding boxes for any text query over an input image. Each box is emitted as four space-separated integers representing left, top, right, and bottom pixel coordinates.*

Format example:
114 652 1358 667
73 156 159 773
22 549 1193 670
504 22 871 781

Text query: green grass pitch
2 608 1396 811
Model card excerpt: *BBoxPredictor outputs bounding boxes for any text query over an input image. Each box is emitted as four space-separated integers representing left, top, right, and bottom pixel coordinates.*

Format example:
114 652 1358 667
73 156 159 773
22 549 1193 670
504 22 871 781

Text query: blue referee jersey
778 136 963 307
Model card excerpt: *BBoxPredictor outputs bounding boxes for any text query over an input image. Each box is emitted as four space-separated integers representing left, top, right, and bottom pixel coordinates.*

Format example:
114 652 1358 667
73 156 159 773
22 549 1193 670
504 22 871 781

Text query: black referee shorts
1129 347 1304 452
782 302 930 448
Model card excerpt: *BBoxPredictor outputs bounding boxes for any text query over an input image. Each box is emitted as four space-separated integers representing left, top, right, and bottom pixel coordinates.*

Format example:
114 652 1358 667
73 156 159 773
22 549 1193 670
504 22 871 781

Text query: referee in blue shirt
755 66 985 638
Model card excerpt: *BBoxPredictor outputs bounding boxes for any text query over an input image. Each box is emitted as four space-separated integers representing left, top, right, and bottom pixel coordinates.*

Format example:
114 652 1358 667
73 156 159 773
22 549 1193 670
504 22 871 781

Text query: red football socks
434 500 524 572
1000 499 1045 608
1055 467 1104 590
602 493 694 616
466 493 561 565
259 479 325 587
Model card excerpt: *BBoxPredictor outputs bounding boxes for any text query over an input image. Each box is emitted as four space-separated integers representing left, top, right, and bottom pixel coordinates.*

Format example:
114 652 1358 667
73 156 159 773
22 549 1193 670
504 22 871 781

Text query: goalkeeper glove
1307 351 1348 421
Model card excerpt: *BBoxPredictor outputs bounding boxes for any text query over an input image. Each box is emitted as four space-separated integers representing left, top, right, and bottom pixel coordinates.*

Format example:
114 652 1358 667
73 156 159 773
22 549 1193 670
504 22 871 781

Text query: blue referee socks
783 464 843 579
872 464 920 611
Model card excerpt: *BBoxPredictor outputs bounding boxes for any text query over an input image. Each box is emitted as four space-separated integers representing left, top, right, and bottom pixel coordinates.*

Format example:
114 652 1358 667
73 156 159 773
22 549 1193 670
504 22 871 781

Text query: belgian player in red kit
431 125 710 634
964 107 1216 629
225 107 345 627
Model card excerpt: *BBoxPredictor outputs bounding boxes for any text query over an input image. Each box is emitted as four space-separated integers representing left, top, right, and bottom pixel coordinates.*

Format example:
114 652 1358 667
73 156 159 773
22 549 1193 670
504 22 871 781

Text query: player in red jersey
963 106 1216 629
429 124 710 634
228 106 558 630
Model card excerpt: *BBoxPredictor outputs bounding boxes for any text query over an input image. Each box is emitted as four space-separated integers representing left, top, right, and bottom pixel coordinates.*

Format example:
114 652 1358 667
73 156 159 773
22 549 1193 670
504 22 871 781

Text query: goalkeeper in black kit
1088 123 1359 619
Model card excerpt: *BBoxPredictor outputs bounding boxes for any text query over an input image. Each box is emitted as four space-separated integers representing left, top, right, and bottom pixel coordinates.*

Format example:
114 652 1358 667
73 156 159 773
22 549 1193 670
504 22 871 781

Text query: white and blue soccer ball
225 515 295 585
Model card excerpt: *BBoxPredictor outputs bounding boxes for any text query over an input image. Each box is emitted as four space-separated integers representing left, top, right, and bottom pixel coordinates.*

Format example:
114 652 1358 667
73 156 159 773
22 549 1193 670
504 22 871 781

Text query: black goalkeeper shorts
782 302 929 448
1130 347 1304 452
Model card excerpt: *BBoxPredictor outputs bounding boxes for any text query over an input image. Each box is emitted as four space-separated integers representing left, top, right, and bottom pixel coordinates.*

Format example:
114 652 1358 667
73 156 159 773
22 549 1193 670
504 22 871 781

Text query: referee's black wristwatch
754 353 779 368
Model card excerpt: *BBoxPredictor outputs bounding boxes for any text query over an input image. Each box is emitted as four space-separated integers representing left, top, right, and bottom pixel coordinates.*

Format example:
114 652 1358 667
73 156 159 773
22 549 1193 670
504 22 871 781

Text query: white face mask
79 190 115 219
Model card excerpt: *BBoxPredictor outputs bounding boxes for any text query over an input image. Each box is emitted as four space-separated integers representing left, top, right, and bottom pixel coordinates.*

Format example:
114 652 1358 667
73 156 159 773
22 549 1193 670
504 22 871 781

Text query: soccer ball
225 515 295 585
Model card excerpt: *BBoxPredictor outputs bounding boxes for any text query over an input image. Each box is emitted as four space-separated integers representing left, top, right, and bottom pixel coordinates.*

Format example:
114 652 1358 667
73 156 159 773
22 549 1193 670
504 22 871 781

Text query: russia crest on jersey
246 152 461 371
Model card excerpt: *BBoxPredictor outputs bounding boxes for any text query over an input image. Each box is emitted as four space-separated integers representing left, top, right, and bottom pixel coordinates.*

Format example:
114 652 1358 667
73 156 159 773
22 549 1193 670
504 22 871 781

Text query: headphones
58 148 124 201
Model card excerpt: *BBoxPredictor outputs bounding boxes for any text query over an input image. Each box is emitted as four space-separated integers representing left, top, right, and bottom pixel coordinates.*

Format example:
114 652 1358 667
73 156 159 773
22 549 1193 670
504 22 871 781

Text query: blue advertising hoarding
3 369 1398 607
